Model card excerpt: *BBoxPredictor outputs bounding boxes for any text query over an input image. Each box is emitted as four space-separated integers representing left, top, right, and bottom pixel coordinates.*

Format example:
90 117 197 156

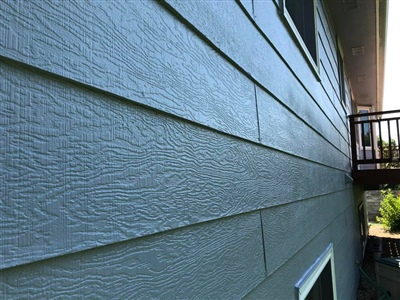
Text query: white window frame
295 243 337 300
281 0 320 76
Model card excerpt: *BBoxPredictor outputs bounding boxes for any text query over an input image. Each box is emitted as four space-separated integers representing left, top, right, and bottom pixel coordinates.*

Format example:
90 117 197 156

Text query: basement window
283 0 318 71
295 244 337 300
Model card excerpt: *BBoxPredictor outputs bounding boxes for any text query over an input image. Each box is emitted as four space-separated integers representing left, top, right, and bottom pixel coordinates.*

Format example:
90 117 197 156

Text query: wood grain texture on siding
317 1 350 125
244 223 335 299
245 204 359 300
250 0 347 137
251 0 349 141
334 219 361 300
317 0 339 72
166 0 349 162
239 0 254 19
0 0 258 142
250 0 322 89
319 49 350 145
256 86 350 169
0 212 265 299
262 190 352 276
318 33 342 114
319 34 340 100
319 56 338 108
1 61 347 269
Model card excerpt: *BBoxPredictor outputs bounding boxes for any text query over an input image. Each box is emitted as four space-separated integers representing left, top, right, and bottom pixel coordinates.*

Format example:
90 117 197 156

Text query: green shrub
376 189 400 232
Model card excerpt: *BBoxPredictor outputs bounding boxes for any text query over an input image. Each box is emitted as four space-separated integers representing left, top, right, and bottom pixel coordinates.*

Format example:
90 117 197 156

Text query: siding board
319 58 337 109
256 86 349 168
334 215 361 299
166 0 349 167
2 0 346 159
261 190 352 276
1 61 347 269
245 224 333 299
0 0 351 162
317 5 339 85
319 53 349 145
238 0 254 19
317 1 351 127
0 212 265 299
0 0 364 297
245 204 359 299
251 0 348 142
317 0 338 68
319 34 340 106
0 0 258 142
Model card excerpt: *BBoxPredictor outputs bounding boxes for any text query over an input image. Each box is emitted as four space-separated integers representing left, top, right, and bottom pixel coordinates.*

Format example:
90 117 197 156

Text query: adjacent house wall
366 190 383 221
1 0 363 298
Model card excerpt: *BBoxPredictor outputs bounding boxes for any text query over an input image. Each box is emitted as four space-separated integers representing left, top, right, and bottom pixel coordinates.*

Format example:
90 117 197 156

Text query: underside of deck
353 169 400 186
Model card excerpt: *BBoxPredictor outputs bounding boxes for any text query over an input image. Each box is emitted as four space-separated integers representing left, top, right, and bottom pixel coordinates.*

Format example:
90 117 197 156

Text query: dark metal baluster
378 120 383 162
388 120 392 162
361 120 366 162
368 121 376 162
370 120 375 162
349 115 358 171
397 119 400 164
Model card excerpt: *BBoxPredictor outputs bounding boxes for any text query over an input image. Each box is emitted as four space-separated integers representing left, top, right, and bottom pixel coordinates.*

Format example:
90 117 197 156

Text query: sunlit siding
0 0 362 298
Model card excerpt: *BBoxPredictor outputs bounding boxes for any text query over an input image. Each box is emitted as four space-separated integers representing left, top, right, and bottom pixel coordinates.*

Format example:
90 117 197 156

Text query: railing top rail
354 116 400 124
349 109 400 184
348 109 400 119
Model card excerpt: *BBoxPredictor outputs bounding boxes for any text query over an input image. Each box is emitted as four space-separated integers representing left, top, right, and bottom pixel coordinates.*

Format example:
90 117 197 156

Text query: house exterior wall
0 0 364 298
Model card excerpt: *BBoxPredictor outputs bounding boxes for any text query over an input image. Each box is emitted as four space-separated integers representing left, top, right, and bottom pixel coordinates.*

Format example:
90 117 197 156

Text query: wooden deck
349 109 400 186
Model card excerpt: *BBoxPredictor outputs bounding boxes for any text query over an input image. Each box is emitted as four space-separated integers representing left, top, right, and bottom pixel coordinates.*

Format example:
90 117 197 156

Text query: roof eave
376 0 388 112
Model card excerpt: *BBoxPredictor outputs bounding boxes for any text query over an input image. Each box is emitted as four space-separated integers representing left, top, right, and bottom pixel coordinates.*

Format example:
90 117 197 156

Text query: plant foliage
376 189 400 232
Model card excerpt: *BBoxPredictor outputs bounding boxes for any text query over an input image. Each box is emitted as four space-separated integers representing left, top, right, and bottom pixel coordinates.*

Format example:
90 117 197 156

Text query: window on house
338 51 346 106
358 107 372 148
296 244 337 300
305 263 334 300
284 0 318 65
336 37 348 107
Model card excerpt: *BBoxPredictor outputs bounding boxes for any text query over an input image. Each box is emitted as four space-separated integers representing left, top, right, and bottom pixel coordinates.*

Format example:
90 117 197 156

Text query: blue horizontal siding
0 212 265 299
0 0 259 142
1 60 348 269
0 0 361 298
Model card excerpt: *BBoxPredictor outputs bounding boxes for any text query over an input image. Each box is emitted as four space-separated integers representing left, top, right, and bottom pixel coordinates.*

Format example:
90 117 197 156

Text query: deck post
349 114 358 177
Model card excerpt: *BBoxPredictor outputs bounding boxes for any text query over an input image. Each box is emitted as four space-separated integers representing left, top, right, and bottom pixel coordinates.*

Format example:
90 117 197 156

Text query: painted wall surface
0 0 363 298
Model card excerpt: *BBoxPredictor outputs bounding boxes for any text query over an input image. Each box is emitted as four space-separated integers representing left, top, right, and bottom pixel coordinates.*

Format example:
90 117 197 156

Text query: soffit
326 0 387 112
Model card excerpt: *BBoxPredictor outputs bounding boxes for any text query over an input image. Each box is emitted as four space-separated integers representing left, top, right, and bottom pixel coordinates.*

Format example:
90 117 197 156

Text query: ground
368 223 400 239
357 223 400 300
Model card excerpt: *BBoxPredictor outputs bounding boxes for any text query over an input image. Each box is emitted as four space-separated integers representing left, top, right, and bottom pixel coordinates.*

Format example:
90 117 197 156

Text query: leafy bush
376 189 400 232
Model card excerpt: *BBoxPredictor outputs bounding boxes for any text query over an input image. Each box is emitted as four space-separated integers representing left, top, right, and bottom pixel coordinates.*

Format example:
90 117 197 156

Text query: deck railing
349 109 400 172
